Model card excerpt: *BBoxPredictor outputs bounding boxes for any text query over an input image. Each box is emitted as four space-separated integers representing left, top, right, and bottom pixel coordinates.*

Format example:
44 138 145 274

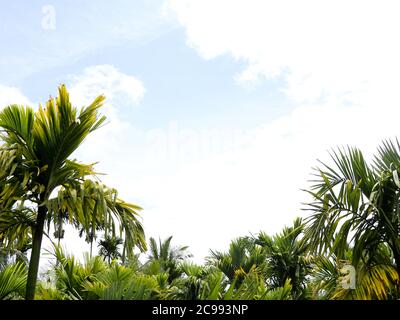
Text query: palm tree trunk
57 216 62 247
25 205 47 300
55 235 61 268
90 239 93 258
122 241 126 265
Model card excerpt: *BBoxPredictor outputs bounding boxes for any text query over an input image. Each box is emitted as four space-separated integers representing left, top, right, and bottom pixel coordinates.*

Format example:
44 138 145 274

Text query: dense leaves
304 139 400 298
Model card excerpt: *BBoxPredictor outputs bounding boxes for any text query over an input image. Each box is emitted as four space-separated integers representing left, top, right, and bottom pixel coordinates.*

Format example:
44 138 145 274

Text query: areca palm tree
208 237 266 287
82 263 160 300
0 148 34 255
98 236 123 264
148 236 191 262
47 178 146 260
303 139 400 297
252 218 313 299
311 247 399 300
47 245 107 300
169 262 224 300
0 85 146 299
146 236 192 282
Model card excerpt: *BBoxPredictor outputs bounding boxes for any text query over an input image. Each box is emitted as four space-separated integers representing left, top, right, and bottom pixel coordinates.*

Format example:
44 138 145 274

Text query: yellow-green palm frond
0 84 106 199
332 263 399 300
47 179 146 256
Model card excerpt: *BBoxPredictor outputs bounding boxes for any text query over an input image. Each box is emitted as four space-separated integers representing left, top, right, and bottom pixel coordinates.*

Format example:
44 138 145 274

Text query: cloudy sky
1 0 400 262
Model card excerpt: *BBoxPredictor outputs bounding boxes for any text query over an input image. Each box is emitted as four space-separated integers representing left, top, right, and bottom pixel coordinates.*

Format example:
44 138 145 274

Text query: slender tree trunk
55 236 60 268
122 241 126 265
90 239 93 259
25 205 47 300
57 217 62 247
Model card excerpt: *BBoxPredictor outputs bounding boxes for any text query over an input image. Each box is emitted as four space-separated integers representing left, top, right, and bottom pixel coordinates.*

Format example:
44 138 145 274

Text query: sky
2 0 400 265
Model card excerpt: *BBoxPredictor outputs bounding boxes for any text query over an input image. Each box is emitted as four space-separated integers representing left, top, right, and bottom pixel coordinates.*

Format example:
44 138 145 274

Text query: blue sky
1 1 293 131
2 0 400 262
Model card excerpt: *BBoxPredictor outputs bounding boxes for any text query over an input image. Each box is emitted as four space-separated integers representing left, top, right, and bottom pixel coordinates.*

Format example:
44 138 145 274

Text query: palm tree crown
304 139 400 297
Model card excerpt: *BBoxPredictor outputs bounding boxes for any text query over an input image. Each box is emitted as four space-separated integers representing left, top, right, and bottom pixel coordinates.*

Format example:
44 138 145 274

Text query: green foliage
82 264 159 300
304 139 400 299
0 85 146 299
0 262 27 299
47 178 147 256
208 237 266 286
253 218 313 299
146 236 192 282
98 236 123 264
304 141 400 262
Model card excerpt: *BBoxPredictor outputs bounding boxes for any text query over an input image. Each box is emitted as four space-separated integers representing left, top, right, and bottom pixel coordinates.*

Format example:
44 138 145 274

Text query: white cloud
0 85 33 108
168 0 400 106
69 64 145 108
67 65 146 164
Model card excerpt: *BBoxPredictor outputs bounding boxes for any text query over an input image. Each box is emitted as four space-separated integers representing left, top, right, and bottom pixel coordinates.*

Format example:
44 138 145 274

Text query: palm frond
0 263 27 300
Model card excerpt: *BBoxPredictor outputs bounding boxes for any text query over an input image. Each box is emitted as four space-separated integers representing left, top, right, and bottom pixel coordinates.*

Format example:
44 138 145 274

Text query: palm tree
208 237 266 287
47 245 107 300
79 228 96 258
48 246 161 300
311 247 399 300
82 263 160 300
303 139 400 296
170 262 221 300
0 148 34 257
98 236 123 264
0 85 146 299
146 236 192 282
252 218 313 299
224 269 293 300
